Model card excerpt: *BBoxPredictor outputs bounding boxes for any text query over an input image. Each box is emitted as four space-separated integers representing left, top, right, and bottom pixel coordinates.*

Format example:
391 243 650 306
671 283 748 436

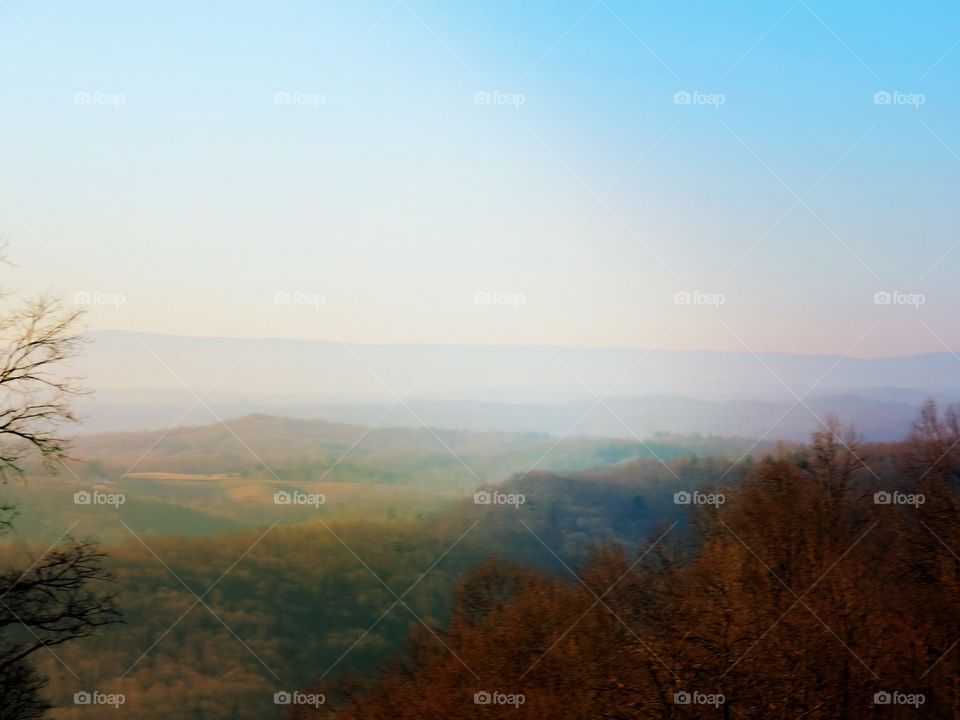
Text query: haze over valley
74 330 960 440
2 1 959 717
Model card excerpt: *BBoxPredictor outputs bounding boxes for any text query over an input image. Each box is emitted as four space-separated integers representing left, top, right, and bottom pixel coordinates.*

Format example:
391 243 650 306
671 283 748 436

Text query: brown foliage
314 405 960 719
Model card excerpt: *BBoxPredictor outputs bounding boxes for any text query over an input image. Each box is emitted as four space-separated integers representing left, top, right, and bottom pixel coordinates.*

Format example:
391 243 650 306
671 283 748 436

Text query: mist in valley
2 1 959 718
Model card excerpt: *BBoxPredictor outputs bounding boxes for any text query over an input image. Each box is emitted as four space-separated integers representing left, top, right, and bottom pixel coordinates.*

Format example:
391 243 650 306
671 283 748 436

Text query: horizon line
84 327 957 362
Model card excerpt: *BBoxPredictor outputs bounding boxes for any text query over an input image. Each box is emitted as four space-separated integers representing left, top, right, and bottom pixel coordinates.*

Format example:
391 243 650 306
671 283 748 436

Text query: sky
1 0 959 357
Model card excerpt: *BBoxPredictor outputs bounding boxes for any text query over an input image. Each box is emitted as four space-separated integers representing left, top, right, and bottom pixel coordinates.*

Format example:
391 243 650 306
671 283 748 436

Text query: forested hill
292 412 953 719
26 452 721 719
59 413 761 482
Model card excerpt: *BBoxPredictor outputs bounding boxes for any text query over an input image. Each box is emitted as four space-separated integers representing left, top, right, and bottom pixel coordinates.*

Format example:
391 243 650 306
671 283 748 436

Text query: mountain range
71 330 960 439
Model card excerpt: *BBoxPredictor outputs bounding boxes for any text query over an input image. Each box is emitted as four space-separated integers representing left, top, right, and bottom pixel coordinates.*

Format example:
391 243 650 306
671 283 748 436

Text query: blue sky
1 0 958 356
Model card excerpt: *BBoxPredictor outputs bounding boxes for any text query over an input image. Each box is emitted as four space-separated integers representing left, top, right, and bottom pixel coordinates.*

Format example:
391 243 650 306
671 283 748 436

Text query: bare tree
0 295 85 481
0 246 120 719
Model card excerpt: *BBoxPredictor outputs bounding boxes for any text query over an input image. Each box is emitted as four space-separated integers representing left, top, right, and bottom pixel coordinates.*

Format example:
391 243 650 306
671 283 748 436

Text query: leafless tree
0 294 85 481
0 244 120 719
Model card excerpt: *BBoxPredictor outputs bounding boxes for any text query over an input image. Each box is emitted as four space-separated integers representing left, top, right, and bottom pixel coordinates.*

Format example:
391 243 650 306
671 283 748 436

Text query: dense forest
279 402 960 719
4 404 955 718
22 452 700 718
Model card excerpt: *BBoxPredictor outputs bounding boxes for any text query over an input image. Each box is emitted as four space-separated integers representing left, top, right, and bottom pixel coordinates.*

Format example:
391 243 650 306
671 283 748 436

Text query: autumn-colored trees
317 405 960 719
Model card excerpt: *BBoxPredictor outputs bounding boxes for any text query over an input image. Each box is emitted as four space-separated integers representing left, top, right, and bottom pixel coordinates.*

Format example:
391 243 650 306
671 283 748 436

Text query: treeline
306 402 960 718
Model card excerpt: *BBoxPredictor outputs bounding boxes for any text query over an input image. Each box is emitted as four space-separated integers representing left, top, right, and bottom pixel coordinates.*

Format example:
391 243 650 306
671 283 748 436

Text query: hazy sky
2 1 958 356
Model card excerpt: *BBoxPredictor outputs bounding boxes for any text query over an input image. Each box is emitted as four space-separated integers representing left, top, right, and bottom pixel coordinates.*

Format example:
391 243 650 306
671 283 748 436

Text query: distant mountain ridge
74 391 940 441
71 330 960 439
